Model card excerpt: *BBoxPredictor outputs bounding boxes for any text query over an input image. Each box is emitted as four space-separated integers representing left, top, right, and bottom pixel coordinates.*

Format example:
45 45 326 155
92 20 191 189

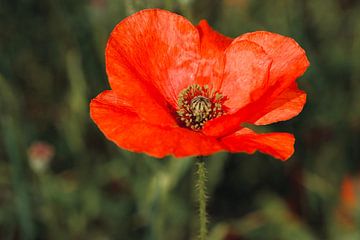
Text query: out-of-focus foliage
0 0 359 239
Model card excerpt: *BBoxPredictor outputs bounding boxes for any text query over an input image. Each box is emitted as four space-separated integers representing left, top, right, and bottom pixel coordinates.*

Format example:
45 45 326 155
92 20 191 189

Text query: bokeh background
1 0 360 239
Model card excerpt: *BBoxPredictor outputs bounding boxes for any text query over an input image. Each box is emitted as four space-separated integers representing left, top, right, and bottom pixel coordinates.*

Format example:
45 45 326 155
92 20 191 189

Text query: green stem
196 157 208 240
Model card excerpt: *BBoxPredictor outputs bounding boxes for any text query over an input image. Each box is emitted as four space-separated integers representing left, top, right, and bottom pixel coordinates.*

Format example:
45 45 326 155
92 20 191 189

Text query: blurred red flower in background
27 141 55 172
336 175 360 228
340 176 359 210
90 9 309 160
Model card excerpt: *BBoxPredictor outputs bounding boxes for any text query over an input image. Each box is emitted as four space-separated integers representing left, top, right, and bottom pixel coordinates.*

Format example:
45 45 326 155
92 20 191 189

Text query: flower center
177 84 227 130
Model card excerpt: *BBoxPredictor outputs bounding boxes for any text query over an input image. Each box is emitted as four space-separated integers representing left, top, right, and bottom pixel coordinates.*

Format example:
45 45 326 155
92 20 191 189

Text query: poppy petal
197 20 233 50
106 9 200 108
89 89 177 127
203 32 308 137
202 108 249 137
254 84 307 125
236 31 309 94
203 84 306 136
221 128 295 161
195 20 233 89
105 64 176 126
220 40 272 112
90 91 223 158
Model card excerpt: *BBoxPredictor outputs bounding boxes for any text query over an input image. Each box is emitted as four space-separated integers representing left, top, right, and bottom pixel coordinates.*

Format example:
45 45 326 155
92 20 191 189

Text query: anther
176 84 227 130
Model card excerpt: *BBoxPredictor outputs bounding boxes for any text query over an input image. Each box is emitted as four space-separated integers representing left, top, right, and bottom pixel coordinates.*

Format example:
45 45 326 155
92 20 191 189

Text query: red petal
197 20 233 50
202 102 255 138
254 83 307 125
221 128 295 161
236 31 309 94
106 9 200 108
90 91 223 158
203 32 309 137
220 40 272 112
203 86 306 136
90 89 177 127
195 20 232 89
203 84 306 136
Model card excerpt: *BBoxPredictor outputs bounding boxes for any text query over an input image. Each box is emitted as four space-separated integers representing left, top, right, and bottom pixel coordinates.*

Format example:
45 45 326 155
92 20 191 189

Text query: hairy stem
196 157 208 240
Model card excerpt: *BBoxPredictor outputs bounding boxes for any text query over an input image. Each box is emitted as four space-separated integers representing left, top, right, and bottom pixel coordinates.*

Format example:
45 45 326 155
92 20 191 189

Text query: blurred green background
1 0 360 239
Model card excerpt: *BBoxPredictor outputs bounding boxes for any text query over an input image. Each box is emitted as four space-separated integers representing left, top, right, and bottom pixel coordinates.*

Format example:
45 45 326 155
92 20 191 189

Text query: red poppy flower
90 9 309 160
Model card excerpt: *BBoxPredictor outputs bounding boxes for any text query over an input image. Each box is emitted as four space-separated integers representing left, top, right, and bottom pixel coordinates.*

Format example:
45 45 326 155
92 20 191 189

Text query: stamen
177 84 227 130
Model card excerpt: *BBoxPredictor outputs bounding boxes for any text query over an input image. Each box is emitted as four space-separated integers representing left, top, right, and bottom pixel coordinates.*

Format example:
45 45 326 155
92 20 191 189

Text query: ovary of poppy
90 9 309 161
